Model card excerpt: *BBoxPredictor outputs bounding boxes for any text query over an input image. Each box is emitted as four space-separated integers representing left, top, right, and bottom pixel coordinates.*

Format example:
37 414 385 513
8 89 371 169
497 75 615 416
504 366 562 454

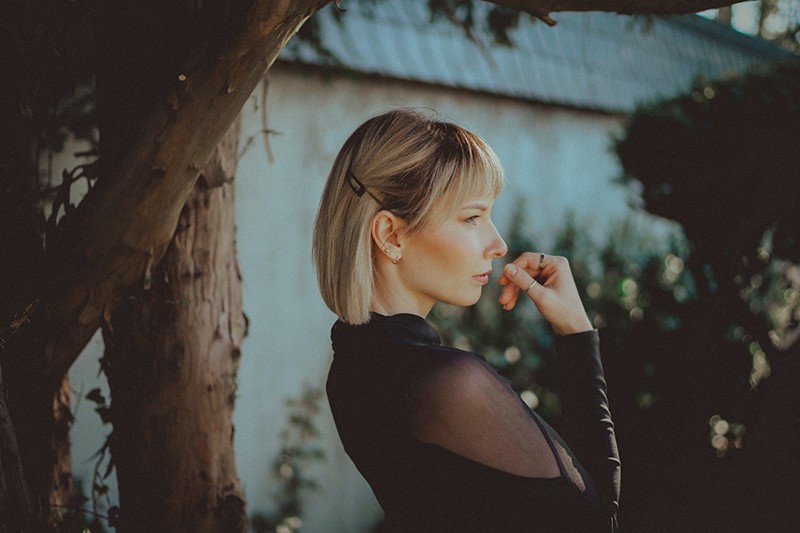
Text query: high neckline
331 312 441 349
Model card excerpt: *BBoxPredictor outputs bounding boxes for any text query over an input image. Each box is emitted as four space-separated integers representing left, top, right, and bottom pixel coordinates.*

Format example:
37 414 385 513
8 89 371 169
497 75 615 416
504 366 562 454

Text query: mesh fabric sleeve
407 349 560 479
555 330 621 526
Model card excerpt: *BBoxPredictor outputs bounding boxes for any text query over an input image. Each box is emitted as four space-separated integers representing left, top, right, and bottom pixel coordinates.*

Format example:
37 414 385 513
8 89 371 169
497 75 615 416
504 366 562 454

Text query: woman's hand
498 252 593 336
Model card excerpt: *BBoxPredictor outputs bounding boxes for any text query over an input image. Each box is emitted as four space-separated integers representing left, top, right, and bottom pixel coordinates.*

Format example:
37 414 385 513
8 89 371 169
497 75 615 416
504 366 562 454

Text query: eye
465 215 479 225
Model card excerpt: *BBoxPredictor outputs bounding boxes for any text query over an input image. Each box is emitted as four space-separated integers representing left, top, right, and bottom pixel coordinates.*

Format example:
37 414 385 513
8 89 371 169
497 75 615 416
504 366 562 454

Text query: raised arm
555 330 621 523
499 253 621 523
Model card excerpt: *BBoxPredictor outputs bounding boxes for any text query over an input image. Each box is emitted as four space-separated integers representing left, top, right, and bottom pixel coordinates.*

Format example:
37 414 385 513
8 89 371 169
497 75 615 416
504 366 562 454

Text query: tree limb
483 0 749 25
39 0 330 379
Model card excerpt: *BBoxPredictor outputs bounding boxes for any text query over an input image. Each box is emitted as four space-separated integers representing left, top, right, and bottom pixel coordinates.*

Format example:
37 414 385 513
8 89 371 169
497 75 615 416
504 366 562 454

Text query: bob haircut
313 108 504 325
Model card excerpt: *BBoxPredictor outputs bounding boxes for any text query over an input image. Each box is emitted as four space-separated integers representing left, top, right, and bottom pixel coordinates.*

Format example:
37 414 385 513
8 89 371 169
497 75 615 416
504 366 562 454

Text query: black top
327 313 620 532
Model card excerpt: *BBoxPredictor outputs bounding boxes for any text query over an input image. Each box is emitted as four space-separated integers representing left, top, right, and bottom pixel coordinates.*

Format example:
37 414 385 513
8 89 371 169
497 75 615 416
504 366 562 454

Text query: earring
383 246 399 265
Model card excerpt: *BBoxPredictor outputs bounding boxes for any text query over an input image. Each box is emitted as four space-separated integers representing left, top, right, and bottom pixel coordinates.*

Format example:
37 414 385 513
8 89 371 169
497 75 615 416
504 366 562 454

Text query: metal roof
280 2 795 113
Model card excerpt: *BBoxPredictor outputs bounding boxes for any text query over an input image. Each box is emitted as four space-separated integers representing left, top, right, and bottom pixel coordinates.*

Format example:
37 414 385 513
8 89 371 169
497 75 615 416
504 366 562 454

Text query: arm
556 330 621 523
499 253 621 524
408 350 560 479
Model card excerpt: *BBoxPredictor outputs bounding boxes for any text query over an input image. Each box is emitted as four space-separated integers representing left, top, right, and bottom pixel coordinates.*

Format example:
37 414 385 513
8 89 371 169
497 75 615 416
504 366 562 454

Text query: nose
486 222 508 259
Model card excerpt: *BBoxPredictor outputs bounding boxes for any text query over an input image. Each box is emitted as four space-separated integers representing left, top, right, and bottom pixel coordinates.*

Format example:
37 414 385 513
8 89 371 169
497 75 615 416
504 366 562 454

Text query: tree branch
38 0 331 378
483 0 749 25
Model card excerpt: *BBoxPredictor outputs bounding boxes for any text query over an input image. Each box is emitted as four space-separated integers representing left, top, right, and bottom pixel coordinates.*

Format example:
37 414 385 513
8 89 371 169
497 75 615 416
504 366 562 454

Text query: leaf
86 387 105 405
104 454 115 479
95 405 112 424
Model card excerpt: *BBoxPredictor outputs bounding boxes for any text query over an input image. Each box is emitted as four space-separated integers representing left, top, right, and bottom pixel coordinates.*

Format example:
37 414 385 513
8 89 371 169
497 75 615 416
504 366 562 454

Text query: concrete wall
68 64 664 532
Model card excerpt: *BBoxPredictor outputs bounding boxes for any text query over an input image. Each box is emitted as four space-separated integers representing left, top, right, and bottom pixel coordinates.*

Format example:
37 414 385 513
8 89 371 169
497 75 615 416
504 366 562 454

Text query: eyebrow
459 202 490 211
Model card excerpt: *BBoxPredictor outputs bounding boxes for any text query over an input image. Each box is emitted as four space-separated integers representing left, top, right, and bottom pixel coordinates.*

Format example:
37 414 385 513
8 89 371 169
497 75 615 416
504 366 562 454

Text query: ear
371 211 405 264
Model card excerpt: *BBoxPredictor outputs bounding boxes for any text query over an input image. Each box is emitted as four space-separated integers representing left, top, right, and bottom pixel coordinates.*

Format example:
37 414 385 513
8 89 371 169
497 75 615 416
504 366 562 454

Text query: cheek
404 226 478 281
428 239 469 273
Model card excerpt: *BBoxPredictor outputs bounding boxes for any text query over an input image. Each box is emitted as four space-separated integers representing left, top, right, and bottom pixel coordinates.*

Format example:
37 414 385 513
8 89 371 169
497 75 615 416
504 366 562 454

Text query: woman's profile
313 109 620 532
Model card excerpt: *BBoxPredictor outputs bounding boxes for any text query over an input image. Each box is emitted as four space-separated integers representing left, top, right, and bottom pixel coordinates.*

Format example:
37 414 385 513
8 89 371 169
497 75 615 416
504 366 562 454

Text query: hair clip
345 169 367 197
345 167 393 213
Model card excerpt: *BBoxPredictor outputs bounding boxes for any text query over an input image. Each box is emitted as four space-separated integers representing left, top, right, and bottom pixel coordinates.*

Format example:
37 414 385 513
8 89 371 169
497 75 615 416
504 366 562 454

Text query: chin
443 291 482 308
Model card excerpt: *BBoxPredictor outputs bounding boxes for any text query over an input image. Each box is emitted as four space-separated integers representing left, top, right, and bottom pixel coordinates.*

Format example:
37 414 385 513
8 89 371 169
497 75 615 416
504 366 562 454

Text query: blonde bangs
408 130 505 232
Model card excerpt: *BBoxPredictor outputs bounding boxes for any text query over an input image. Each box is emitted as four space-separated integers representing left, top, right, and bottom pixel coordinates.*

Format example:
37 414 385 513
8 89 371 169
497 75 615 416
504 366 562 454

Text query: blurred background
50 1 800 531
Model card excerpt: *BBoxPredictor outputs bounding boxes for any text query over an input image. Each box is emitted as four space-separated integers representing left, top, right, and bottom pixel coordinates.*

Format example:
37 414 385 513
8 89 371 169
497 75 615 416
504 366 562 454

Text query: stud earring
383 246 399 265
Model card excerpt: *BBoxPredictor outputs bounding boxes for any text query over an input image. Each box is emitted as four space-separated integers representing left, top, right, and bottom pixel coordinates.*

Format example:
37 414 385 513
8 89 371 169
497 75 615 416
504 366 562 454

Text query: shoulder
408 346 519 424
415 346 501 388
408 347 562 478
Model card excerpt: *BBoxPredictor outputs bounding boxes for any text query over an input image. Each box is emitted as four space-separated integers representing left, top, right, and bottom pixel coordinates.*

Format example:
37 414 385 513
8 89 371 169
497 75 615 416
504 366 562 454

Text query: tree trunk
102 119 247 532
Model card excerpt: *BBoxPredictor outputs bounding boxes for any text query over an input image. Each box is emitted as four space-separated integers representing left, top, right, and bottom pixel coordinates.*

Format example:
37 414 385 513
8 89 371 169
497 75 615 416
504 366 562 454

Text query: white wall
69 64 665 532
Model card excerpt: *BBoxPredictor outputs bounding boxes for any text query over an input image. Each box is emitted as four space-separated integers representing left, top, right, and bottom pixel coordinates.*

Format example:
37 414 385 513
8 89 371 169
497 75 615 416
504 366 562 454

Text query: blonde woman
314 109 620 532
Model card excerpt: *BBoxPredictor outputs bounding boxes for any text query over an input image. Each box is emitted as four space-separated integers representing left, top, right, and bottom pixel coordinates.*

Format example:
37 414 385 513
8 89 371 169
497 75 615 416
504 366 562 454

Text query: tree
614 60 800 531
0 0 755 530
708 1 800 52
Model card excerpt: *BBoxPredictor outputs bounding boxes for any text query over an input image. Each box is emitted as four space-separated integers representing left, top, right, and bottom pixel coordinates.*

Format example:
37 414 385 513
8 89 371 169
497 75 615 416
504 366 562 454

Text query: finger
498 254 542 308
511 252 547 277
501 263 540 310
498 280 519 310
503 263 537 292
498 267 523 307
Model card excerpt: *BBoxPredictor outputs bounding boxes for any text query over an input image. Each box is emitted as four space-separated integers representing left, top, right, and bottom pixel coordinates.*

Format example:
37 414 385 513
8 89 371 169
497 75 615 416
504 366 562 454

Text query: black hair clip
345 169 367 197
345 168 393 212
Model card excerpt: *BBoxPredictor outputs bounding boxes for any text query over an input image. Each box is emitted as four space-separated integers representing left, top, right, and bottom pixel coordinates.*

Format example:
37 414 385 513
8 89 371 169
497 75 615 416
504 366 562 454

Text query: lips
473 270 492 285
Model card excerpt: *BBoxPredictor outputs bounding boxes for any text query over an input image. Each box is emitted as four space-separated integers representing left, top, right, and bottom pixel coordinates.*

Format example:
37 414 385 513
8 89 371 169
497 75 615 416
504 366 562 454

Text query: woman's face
395 192 508 315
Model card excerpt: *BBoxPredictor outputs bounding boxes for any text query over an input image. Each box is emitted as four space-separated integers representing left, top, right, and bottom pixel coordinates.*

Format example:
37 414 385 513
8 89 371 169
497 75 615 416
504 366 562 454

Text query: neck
371 265 433 318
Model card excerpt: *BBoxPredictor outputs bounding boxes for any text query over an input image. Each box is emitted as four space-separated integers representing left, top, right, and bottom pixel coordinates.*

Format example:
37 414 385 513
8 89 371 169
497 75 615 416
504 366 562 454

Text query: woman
313 109 620 532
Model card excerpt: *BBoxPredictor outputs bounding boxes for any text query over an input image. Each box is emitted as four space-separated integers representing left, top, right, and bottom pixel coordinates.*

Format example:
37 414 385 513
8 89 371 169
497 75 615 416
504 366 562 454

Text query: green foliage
611 58 800 530
51 477 118 533
613 58 800 394
76 388 117 532
251 385 326 533
292 0 525 66
615 60 800 264
425 0 522 46
753 0 800 53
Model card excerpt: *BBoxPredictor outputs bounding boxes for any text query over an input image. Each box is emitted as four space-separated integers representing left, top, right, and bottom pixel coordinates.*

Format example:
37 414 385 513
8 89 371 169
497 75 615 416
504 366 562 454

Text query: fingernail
504 264 518 276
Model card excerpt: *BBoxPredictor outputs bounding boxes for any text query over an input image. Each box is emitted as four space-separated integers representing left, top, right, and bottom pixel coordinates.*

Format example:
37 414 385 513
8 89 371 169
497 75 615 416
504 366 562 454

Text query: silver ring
525 279 538 293
538 253 546 269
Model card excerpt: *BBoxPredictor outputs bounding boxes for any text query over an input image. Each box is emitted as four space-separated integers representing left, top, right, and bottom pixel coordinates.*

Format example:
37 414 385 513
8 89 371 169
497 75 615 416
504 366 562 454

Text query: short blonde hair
313 109 504 324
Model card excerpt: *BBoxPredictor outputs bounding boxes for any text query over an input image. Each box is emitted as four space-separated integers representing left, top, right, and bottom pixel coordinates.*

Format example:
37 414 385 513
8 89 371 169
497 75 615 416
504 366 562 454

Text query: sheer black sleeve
407 349 561 479
555 330 621 525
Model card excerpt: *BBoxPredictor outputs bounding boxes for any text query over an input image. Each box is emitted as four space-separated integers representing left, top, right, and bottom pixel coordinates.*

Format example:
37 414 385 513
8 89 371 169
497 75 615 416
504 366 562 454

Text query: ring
525 279 538 293
539 253 546 270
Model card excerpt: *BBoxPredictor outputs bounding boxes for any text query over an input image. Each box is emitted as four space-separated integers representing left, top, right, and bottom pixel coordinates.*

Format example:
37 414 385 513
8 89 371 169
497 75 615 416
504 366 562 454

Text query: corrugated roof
280 2 796 113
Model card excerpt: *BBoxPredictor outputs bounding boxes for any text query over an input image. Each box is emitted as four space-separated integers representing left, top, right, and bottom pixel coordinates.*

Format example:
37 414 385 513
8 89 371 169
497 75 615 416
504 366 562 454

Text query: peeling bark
103 120 249 532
